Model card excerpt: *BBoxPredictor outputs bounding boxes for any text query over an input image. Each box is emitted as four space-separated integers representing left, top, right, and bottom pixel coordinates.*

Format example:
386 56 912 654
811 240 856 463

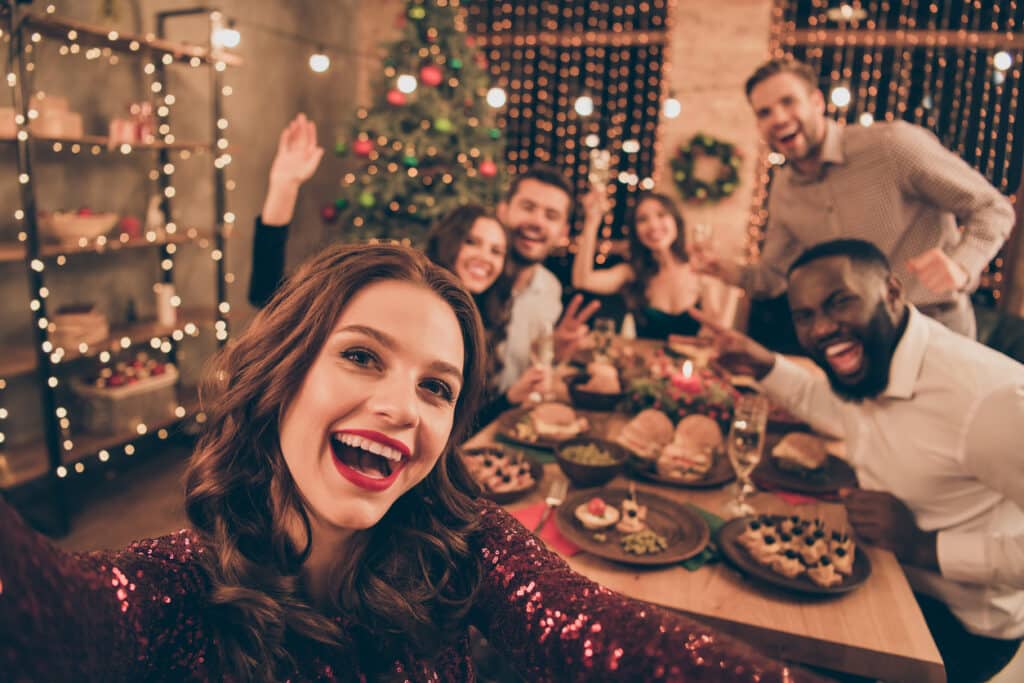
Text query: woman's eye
341 348 378 367
421 378 455 403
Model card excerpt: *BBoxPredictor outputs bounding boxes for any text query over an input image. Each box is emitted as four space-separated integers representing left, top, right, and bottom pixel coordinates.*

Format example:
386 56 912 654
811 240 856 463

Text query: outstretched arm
470 501 827 682
0 501 209 680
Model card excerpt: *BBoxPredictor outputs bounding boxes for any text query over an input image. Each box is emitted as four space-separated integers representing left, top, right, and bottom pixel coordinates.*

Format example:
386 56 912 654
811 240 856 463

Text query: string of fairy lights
1 4 235 489
756 0 1022 302
466 0 678 267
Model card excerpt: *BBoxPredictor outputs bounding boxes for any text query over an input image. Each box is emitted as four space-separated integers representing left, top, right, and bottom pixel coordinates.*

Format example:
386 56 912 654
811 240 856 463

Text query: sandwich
673 414 723 451
577 361 621 394
771 432 828 474
529 402 587 440
615 409 674 461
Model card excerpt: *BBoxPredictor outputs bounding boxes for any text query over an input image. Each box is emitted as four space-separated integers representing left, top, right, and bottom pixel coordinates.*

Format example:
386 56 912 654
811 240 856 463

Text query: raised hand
554 294 601 362
905 247 968 295
689 246 744 287
686 308 776 380
579 185 610 234
840 488 938 570
262 113 325 226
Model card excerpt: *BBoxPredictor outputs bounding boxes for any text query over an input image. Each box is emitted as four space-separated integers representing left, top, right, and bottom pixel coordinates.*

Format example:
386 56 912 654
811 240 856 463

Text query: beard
509 225 547 265
811 302 906 402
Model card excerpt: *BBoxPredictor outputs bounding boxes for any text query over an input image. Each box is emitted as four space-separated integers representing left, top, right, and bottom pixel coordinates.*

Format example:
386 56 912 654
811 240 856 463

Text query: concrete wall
654 0 773 263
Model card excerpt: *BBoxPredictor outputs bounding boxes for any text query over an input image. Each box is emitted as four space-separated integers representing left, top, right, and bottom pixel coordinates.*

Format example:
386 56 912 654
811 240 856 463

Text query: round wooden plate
629 449 736 489
555 487 710 566
751 453 858 495
717 517 872 596
495 405 595 451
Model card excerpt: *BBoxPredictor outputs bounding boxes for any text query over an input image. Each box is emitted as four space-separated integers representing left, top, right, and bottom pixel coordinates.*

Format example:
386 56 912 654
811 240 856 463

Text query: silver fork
533 478 569 533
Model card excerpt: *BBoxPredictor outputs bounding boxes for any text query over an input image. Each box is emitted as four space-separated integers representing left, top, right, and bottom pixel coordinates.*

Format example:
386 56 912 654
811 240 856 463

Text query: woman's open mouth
330 432 408 492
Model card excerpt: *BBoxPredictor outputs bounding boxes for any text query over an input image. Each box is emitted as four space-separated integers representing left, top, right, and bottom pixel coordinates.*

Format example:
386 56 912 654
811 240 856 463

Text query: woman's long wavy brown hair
185 243 487 681
624 192 689 313
424 204 514 390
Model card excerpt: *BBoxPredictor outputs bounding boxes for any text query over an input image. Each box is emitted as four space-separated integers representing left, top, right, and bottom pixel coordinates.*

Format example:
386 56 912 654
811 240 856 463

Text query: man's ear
884 273 904 316
811 88 826 116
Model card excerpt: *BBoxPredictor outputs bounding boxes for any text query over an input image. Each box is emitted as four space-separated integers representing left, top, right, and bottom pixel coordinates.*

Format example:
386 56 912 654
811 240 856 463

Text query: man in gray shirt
696 57 1014 338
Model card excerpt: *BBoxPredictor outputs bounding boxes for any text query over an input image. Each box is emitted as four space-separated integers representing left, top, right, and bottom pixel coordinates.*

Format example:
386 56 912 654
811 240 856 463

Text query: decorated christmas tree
333 0 506 243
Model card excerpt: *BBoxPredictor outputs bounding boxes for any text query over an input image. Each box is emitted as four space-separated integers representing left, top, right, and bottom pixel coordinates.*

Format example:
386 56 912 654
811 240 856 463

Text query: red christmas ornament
465 35 476 48
352 138 374 157
479 159 498 177
475 53 488 69
118 215 142 238
419 64 443 87
386 89 407 106
320 204 338 223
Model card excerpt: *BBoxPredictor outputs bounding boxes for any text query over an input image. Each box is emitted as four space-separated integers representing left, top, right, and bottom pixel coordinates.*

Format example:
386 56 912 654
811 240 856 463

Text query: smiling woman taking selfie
0 244 824 682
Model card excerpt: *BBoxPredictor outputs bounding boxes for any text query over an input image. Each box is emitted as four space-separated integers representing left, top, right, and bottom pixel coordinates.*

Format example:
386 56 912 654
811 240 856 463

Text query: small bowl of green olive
554 437 628 488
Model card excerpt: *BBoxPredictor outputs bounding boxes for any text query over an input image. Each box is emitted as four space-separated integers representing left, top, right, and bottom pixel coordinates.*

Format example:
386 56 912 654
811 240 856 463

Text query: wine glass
588 148 611 188
528 321 556 403
723 394 769 518
591 317 616 356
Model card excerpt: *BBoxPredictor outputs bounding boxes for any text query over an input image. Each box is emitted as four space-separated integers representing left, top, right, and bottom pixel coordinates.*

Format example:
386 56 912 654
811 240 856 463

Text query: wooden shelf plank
0 133 214 152
0 229 214 264
0 386 201 490
0 307 220 379
21 13 243 66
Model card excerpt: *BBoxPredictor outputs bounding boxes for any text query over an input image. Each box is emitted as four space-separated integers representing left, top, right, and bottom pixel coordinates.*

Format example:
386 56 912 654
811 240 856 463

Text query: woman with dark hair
0 243 825 682
424 204 551 426
573 191 737 339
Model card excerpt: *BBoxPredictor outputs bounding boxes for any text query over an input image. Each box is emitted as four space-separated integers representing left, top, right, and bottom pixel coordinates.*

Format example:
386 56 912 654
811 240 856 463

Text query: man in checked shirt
694 56 1015 339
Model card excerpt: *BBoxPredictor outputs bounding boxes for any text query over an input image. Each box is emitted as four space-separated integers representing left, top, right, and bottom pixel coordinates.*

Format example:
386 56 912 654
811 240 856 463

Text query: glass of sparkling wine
588 149 611 188
528 321 556 403
723 394 769 518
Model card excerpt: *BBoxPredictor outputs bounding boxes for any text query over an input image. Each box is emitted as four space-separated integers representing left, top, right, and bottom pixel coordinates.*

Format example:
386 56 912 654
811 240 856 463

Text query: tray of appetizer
718 514 871 595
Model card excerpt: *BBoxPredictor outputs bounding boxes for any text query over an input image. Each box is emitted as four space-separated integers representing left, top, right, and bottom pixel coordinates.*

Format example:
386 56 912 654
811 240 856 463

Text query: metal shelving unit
0 4 239 534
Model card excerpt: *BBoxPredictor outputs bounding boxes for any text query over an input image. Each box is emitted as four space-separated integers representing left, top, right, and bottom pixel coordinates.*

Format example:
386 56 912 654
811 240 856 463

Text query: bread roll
616 409 674 460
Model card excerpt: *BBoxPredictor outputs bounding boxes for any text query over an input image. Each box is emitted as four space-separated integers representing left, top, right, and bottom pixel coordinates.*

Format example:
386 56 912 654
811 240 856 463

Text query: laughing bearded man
696 239 1024 683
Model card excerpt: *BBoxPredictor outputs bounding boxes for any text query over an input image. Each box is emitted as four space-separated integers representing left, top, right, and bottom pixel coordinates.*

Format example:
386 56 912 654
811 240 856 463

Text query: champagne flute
723 394 769 518
528 321 556 403
591 317 616 356
588 148 611 188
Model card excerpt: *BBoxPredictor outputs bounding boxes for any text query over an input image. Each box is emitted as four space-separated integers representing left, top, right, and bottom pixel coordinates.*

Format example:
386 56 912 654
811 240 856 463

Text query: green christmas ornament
402 154 419 167
358 191 375 208
334 197 348 210
334 141 348 156
488 128 501 140
408 6 426 20
450 58 463 69
433 116 453 133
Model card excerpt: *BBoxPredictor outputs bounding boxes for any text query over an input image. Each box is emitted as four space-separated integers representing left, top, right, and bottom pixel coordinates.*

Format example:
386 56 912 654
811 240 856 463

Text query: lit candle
671 360 703 394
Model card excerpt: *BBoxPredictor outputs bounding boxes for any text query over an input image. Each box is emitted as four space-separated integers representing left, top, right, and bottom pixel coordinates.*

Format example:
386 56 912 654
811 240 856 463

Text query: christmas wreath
670 133 741 202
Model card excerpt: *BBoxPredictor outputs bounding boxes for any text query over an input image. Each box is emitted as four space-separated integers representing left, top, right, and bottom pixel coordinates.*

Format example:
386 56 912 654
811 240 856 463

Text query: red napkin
760 484 840 505
511 501 581 556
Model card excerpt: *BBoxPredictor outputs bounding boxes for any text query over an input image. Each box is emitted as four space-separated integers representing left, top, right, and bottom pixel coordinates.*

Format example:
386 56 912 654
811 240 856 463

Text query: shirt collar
882 306 929 400
790 119 844 183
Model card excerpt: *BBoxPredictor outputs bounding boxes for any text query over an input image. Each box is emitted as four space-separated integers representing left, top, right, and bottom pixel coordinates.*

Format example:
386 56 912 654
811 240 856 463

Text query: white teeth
333 433 403 462
825 342 856 357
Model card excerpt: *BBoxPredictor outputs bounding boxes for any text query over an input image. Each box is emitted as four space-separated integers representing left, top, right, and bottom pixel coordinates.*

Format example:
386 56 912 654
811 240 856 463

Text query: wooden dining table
463 406 946 683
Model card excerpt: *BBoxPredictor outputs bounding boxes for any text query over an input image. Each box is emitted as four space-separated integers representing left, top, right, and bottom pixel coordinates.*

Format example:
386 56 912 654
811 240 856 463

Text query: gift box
73 364 179 434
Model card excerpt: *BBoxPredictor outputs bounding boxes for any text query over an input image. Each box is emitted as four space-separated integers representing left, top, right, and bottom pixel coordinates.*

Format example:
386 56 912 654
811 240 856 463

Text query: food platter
628 448 736 489
718 516 872 596
555 487 710 566
458 445 544 504
495 405 596 450
751 452 857 495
